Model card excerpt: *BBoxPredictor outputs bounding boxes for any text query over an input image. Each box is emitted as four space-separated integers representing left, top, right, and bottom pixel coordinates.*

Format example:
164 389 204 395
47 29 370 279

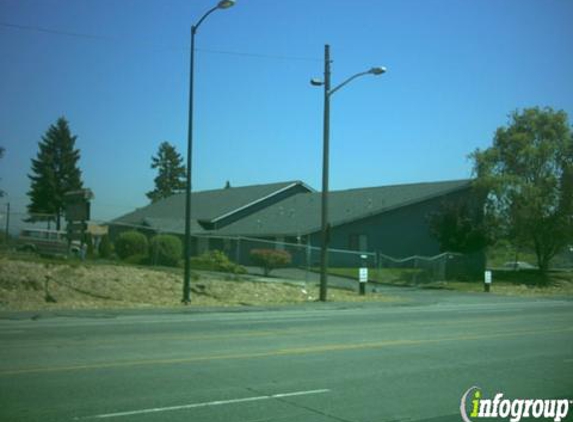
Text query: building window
349 234 368 252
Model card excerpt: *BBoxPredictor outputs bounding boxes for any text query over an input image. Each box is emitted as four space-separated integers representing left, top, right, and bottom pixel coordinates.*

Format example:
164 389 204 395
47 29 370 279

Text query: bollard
484 270 492 293
359 279 366 296
359 254 368 296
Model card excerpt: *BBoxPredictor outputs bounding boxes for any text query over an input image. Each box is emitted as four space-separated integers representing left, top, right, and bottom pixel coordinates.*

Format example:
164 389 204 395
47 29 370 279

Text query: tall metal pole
319 44 331 302
182 2 235 304
183 25 197 304
5 202 10 244
313 48 385 302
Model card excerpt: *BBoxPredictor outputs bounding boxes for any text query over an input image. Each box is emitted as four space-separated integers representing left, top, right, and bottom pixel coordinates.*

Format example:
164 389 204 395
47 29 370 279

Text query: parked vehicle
502 260 537 270
16 229 76 256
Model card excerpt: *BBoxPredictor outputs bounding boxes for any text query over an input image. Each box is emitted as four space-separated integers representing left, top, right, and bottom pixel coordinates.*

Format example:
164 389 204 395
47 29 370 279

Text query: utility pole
319 44 331 302
4 202 10 244
311 45 386 302
182 21 196 305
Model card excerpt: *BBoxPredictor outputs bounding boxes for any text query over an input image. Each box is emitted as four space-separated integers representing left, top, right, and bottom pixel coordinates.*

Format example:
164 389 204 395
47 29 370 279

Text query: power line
0 21 321 63
0 22 114 41
196 47 320 62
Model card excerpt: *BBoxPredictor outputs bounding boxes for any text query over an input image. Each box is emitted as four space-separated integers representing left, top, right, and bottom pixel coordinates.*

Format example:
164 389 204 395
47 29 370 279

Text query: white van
16 229 74 256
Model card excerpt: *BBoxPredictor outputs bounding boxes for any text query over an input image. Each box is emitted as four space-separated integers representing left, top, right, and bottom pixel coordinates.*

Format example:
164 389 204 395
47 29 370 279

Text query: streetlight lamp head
369 66 387 75
217 0 235 8
310 78 324 86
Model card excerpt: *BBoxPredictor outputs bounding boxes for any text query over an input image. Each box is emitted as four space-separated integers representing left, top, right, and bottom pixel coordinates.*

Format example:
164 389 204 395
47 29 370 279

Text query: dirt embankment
0 258 394 311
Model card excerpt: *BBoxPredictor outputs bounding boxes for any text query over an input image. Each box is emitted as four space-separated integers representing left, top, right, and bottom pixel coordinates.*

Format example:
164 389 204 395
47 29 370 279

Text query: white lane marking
225 317 329 325
76 389 331 420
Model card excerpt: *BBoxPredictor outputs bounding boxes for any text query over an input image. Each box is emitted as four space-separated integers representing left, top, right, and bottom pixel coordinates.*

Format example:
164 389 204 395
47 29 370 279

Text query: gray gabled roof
216 179 473 237
111 180 313 233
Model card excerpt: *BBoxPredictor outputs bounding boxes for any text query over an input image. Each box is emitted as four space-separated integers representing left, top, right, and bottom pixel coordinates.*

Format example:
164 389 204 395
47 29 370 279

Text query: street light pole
319 44 331 302
183 0 236 304
312 44 386 302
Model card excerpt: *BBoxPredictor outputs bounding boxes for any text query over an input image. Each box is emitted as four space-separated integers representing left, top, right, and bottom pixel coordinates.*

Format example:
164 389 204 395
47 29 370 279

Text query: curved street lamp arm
193 5 219 34
328 70 372 97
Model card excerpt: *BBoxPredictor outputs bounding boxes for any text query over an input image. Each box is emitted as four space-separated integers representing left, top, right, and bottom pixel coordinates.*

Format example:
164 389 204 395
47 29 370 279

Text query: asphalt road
1 294 572 422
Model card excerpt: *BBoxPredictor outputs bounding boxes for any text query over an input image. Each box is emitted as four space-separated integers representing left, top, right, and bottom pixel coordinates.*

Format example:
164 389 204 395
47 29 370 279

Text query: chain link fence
0 209 489 282
376 252 486 283
1 213 491 283
106 221 485 283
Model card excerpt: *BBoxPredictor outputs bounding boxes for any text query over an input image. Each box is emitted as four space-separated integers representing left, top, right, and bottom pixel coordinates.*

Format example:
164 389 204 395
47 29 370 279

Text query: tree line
16 117 186 229
7 107 573 272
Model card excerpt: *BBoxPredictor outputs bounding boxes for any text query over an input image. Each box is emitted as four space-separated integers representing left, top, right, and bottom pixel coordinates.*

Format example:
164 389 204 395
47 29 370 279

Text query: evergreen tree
146 141 186 203
27 117 83 230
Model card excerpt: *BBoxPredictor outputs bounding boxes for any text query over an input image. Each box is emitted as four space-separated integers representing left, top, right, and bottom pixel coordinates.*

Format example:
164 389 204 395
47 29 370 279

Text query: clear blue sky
1 0 572 223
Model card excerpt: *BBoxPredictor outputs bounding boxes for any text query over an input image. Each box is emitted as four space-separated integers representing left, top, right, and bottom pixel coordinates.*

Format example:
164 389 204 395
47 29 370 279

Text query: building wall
309 188 475 260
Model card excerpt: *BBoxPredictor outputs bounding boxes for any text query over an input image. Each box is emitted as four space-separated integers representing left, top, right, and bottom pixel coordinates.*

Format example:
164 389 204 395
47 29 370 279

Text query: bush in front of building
149 234 182 267
249 249 291 277
115 230 148 260
123 253 149 266
190 250 246 274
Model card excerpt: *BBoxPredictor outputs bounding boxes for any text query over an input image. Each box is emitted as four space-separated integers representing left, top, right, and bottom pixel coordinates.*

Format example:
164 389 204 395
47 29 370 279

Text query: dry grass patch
0 258 399 311
422 275 573 297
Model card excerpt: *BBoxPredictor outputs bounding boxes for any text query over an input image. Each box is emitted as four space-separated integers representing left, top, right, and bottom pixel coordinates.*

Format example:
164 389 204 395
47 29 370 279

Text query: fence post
439 254 446 280
152 229 160 267
375 251 380 283
306 238 312 282
235 236 242 265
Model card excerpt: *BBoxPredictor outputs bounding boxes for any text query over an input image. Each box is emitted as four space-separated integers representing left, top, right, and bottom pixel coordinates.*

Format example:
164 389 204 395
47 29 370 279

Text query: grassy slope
0 254 400 311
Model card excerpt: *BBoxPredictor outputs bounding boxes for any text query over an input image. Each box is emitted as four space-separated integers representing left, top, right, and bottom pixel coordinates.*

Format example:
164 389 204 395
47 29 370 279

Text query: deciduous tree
471 107 573 272
429 197 490 254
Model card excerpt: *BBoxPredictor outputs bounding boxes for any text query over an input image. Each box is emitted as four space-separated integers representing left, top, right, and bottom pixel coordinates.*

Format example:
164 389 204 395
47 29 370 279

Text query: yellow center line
1 326 571 376
4 314 568 349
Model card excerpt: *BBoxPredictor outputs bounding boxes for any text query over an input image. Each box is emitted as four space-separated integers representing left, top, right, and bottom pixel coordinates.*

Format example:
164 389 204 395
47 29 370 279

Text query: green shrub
149 234 182 267
98 234 112 258
123 253 149 266
250 249 291 276
190 250 246 274
115 230 148 260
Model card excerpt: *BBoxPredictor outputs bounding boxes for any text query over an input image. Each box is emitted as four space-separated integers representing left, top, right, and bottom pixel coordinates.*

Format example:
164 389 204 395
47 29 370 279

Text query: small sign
65 202 90 222
484 270 492 284
359 267 368 283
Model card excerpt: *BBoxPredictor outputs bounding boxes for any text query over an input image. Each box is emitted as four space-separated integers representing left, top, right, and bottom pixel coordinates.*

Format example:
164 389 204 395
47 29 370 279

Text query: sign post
359 254 368 296
484 270 492 293
64 189 93 258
